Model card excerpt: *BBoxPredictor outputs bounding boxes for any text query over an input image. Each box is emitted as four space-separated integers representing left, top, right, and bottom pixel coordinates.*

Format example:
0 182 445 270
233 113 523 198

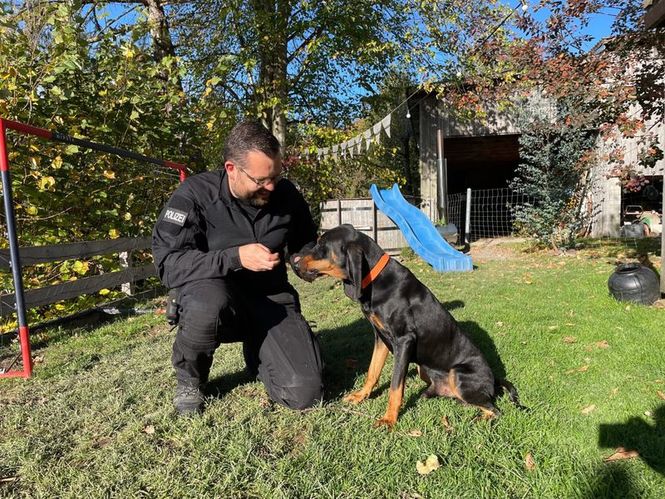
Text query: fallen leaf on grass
441 416 453 433
657 390 665 401
524 452 536 471
563 336 577 344
581 404 596 415
566 365 590 374
595 340 610 349
142 425 155 435
604 447 639 462
92 437 112 449
548 325 559 331
33 355 45 363
407 429 423 437
611 388 619 396
416 455 440 475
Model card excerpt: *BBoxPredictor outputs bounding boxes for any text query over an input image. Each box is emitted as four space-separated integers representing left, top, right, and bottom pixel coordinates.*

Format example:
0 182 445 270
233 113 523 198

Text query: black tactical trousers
172 278 323 410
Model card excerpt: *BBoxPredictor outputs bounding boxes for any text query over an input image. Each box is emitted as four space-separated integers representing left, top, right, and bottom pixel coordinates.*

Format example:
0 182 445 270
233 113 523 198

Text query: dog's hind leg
449 368 500 419
419 369 456 399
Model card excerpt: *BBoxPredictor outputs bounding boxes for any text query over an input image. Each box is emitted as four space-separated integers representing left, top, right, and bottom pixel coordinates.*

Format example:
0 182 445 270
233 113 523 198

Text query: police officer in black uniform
152 121 323 415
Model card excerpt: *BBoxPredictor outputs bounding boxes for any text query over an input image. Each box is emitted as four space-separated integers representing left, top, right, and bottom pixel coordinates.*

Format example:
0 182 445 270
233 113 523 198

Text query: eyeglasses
237 167 282 187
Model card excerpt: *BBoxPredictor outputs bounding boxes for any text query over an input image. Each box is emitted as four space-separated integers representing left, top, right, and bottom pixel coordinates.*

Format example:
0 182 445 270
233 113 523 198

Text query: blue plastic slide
370 183 473 272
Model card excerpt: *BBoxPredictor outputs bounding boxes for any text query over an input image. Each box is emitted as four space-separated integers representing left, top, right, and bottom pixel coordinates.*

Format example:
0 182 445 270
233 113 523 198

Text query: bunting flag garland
381 114 391 138
313 111 393 161
363 129 372 150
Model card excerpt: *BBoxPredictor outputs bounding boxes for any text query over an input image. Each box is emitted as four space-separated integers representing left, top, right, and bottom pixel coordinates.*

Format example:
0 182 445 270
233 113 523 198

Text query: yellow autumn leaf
26 205 38 215
37 175 55 191
123 212 132 221
51 156 63 169
108 228 120 239
72 260 89 275
123 46 136 59
416 455 440 475
99 288 110 296
103 170 116 180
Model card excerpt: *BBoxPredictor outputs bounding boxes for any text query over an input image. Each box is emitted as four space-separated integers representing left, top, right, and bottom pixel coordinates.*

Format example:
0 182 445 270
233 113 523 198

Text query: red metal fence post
0 118 33 377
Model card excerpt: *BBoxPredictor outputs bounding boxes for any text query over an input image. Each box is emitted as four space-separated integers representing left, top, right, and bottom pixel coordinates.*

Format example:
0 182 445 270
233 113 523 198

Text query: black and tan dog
292 224 523 428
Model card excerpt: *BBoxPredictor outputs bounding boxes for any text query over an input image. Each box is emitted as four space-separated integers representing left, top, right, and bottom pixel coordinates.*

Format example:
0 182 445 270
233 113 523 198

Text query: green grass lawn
1 240 664 498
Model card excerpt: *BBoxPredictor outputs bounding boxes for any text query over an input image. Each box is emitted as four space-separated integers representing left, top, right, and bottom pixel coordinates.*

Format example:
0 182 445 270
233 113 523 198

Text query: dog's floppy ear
343 241 365 301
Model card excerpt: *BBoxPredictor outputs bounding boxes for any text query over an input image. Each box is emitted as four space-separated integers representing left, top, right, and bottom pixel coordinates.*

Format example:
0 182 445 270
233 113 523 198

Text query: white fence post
465 188 472 245
120 251 134 295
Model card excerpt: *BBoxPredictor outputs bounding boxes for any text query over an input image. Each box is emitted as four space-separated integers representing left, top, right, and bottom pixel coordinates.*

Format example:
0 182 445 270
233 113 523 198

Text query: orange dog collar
361 253 390 289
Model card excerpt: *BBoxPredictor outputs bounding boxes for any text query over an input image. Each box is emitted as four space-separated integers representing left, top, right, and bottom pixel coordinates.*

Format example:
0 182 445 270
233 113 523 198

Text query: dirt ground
468 237 527 261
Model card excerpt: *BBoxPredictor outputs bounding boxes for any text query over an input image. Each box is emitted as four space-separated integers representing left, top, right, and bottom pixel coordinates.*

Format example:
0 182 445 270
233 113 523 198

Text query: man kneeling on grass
152 121 323 416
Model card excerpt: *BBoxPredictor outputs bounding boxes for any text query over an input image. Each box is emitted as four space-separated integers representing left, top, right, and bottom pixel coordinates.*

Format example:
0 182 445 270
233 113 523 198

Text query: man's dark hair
223 120 281 165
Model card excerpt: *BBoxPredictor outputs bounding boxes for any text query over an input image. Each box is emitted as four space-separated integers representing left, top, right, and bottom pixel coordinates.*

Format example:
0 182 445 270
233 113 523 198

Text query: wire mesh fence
447 188 534 241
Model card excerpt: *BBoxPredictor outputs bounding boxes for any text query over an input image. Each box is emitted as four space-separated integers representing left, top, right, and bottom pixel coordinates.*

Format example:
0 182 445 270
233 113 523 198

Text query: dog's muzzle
290 254 320 282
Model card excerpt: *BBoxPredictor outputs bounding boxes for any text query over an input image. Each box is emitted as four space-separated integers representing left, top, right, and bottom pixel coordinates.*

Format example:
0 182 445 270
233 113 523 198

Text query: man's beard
248 189 271 206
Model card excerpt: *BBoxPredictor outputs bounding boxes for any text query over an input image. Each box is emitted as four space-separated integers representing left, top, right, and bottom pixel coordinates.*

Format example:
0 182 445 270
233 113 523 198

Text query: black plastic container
608 263 660 305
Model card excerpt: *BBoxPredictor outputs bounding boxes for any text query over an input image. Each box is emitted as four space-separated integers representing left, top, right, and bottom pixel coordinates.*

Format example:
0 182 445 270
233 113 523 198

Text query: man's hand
238 243 280 272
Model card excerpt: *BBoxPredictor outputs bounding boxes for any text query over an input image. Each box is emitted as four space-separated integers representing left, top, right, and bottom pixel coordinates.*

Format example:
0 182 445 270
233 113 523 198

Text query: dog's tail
495 378 528 411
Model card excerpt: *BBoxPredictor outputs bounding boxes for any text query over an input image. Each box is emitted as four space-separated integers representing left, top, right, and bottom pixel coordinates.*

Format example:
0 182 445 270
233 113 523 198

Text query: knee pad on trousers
267 380 323 411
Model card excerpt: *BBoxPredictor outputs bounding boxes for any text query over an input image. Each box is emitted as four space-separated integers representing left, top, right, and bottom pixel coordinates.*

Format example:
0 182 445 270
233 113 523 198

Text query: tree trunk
254 0 290 147
143 0 176 63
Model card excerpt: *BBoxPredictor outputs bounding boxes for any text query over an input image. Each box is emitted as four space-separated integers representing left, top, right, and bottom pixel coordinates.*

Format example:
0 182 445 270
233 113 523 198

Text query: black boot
173 381 205 416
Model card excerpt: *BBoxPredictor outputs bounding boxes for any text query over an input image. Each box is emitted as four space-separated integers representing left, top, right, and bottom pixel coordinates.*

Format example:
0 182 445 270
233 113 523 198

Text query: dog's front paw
343 390 369 404
372 416 397 430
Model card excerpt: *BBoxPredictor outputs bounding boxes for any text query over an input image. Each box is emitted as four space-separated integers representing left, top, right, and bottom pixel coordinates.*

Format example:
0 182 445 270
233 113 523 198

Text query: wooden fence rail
0 236 154 317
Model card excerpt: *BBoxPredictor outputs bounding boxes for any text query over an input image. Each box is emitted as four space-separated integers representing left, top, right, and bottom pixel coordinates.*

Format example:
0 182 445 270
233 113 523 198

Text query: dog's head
292 224 384 300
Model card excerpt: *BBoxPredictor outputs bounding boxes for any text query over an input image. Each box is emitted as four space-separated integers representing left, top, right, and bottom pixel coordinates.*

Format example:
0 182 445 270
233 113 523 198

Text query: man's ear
343 242 365 301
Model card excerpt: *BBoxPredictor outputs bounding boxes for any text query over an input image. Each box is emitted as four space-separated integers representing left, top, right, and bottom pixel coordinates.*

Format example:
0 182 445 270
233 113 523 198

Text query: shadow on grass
583 463 640 499
317 318 375 402
577 237 661 259
597 404 665 476
583 405 665 499
29 310 128 350
458 320 509 382
206 369 256 398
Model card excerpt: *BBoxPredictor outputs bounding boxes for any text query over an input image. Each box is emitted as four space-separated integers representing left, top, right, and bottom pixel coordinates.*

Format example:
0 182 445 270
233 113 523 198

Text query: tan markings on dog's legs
367 313 385 331
476 407 498 420
344 340 389 404
448 368 465 402
373 379 405 429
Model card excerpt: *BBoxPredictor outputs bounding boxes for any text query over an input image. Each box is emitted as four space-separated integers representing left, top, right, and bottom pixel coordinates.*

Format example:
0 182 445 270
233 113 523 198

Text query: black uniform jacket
152 170 317 295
